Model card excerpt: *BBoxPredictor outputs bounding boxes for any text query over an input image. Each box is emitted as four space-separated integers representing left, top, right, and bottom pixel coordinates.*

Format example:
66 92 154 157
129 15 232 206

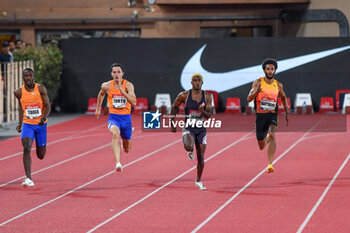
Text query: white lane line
0 138 181 227
87 132 253 233
302 131 349 141
296 152 350 233
0 131 147 188
0 124 107 161
0 144 109 188
191 117 325 233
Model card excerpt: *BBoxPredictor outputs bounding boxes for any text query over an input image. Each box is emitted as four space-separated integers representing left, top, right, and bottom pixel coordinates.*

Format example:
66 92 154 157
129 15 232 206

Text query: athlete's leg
122 139 131 153
120 118 132 153
109 125 121 163
267 124 277 164
182 129 195 153
35 124 47 160
195 143 206 182
256 113 269 150
22 137 34 179
36 146 46 160
257 132 271 150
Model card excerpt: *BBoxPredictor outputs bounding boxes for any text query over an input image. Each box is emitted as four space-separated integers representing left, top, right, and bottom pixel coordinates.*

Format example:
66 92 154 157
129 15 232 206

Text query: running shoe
21 177 35 188
195 181 207 190
187 151 194 160
116 162 123 172
267 164 274 173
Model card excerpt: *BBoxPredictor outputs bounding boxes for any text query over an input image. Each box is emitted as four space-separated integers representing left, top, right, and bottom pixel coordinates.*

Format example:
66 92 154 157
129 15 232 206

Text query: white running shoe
187 151 194 160
21 177 34 188
115 162 123 172
195 181 207 191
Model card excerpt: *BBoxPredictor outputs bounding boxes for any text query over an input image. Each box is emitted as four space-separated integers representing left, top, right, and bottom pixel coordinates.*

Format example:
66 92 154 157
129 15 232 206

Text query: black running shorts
183 127 207 145
255 113 278 141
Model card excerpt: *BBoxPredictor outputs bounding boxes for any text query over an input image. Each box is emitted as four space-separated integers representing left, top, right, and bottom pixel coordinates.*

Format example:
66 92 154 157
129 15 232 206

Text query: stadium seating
133 97 149 114
319 97 334 113
225 97 241 113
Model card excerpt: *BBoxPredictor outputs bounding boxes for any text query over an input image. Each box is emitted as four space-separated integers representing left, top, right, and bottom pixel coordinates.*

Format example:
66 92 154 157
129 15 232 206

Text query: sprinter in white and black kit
171 73 212 190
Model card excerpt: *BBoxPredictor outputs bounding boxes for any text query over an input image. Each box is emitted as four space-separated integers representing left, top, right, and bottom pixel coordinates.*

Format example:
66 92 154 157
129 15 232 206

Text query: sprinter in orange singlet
95 63 136 172
247 58 289 173
14 68 51 187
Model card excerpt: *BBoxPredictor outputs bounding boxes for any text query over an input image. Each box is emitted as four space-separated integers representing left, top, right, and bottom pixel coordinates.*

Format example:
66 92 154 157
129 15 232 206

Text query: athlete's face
111 66 124 83
264 64 276 79
191 76 203 90
23 71 34 87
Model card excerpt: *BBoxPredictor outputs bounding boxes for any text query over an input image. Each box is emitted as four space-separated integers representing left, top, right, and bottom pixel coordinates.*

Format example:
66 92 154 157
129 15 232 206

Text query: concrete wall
0 0 348 45
297 0 350 37
0 0 310 45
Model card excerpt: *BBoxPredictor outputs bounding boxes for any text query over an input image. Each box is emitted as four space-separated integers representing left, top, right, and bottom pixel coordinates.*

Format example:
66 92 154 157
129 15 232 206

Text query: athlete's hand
39 117 46 126
95 109 101 119
171 125 177 133
16 124 22 133
285 112 289 126
253 82 262 95
198 102 205 112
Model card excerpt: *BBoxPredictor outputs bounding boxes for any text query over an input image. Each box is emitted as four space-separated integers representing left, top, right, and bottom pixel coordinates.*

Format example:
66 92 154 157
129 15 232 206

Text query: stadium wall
59 37 350 113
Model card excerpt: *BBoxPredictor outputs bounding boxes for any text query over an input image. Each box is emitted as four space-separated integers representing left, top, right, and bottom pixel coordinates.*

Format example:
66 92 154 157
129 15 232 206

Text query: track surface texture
0 113 349 233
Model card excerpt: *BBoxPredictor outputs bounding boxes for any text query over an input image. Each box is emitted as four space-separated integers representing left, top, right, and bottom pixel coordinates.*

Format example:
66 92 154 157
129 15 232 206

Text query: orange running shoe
267 164 274 173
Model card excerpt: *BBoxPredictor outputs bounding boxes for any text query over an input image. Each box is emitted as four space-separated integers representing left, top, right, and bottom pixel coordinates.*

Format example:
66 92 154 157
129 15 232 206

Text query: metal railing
1 61 34 124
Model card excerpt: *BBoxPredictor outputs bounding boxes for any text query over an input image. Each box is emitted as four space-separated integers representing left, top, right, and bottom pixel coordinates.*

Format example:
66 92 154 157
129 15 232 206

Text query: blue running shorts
21 123 47 147
108 113 132 140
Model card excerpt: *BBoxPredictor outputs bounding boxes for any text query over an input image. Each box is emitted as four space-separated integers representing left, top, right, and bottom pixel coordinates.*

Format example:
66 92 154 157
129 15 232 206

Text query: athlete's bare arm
247 79 262 102
95 81 110 119
14 88 23 132
198 92 212 119
38 85 51 125
170 91 188 132
278 81 289 126
120 81 137 107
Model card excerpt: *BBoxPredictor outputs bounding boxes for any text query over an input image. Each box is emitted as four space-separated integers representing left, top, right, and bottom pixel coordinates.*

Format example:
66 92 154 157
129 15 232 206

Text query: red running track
0 114 349 233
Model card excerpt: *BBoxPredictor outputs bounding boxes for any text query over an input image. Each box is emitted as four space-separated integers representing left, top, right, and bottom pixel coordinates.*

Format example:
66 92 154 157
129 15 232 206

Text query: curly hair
262 58 278 70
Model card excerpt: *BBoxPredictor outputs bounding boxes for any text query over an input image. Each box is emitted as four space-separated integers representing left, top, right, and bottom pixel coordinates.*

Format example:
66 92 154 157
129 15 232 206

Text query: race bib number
260 99 276 111
112 95 127 108
189 110 204 122
25 105 42 119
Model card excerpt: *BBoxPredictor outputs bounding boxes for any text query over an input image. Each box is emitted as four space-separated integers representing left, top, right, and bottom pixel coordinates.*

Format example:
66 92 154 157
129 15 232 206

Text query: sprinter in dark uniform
171 73 212 190
247 58 289 173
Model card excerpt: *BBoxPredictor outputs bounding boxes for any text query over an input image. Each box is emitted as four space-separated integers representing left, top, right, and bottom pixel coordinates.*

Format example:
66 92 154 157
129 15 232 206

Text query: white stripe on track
0 144 109 188
296 152 350 233
0 123 107 161
191 117 325 233
0 131 147 188
0 139 181 227
87 132 253 233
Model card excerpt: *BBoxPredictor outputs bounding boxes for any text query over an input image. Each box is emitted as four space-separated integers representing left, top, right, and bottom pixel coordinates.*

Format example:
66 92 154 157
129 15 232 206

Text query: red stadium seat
277 97 291 113
336 89 350 111
86 98 98 115
225 97 241 113
133 97 149 114
319 97 334 113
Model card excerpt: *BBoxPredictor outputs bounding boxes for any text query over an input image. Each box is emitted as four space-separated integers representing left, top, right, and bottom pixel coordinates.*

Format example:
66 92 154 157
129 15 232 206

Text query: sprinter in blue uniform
171 73 212 190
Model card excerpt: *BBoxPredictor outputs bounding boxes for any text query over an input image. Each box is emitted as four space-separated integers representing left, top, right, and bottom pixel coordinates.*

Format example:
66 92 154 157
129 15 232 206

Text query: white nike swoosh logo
180 44 350 93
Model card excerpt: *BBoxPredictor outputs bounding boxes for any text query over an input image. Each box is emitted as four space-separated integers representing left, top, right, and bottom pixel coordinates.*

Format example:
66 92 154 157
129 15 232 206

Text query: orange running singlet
107 80 131 115
20 83 46 125
255 77 279 114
